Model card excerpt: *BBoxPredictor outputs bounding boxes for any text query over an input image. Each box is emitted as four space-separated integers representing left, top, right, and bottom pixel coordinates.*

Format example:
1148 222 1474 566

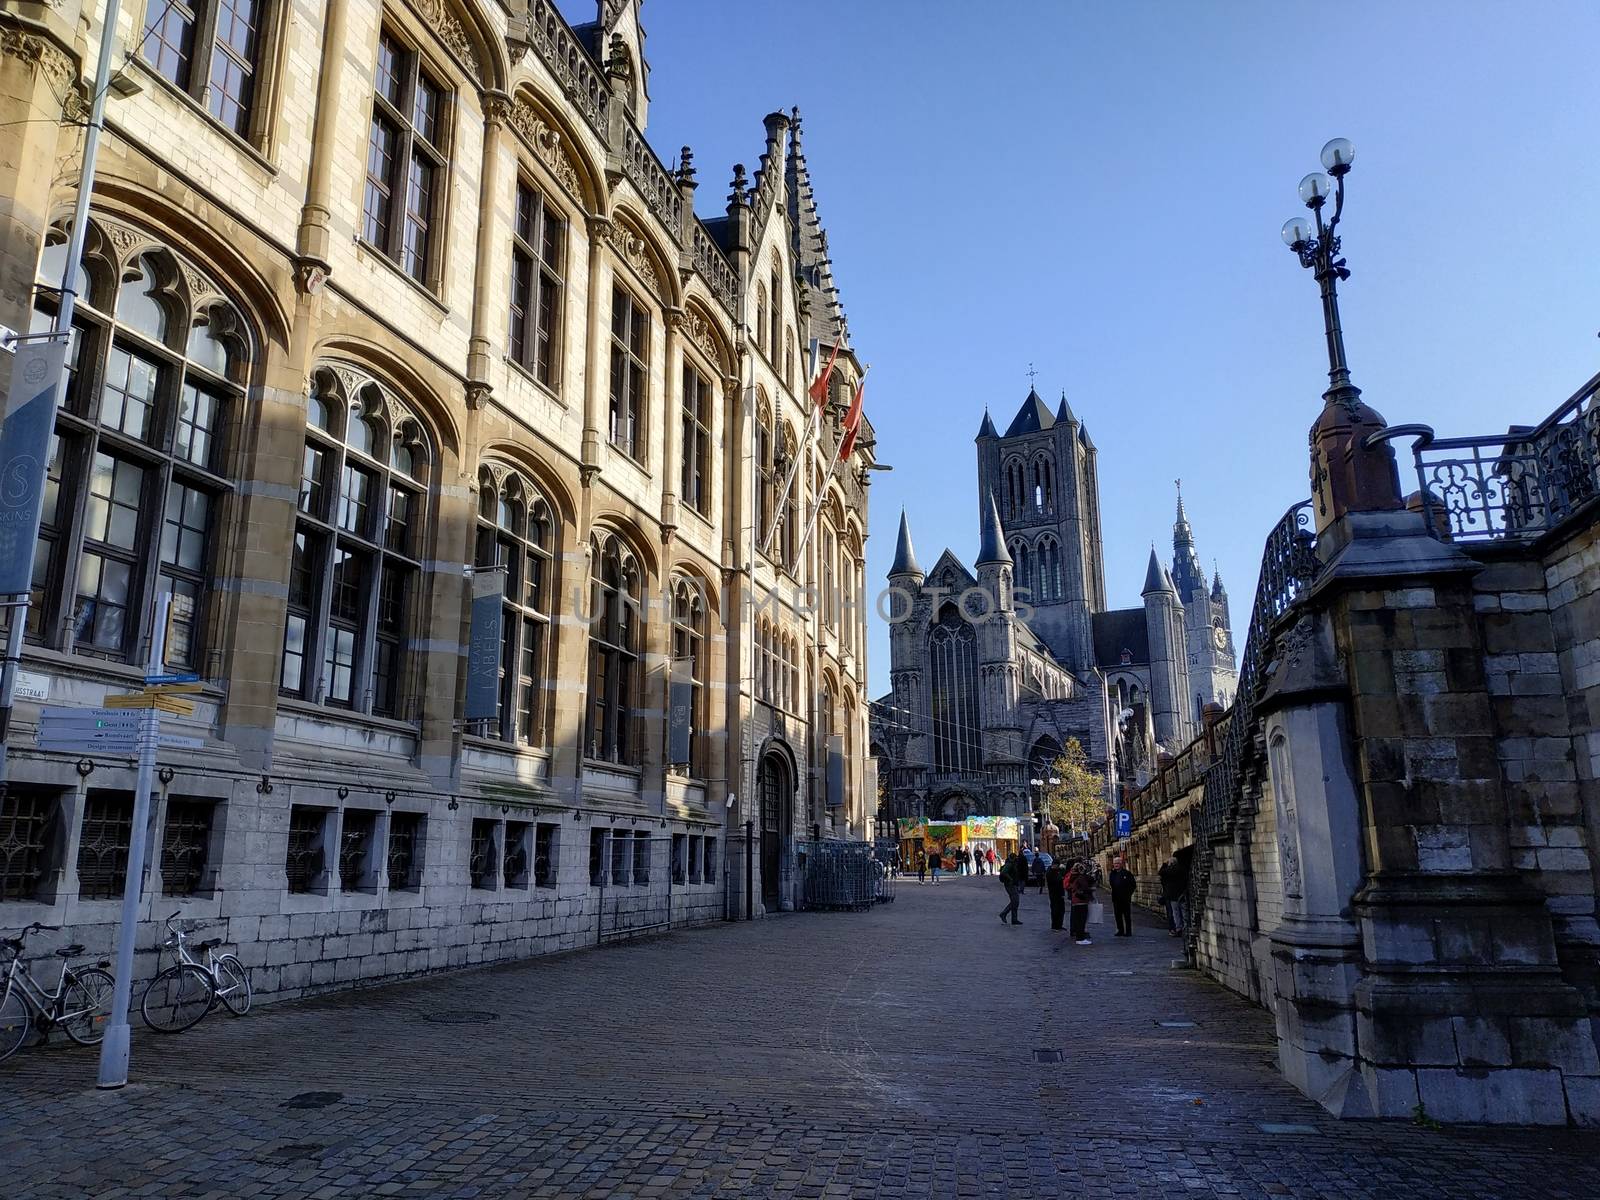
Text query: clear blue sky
589 1 1600 696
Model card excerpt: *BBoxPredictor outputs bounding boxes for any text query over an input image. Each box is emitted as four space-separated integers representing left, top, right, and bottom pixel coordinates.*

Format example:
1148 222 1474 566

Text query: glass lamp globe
1298 171 1333 206
1281 216 1313 246
1321 137 1355 173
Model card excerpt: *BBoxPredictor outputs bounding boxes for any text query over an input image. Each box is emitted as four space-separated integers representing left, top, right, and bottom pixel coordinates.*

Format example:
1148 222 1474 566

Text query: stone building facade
0 0 875 999
870 389 1235 830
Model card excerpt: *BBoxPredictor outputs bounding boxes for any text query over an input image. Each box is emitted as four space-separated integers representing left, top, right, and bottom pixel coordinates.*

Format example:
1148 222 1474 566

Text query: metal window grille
387 812 421 889
285 807 326 893
589 828 606 886
704 837 717 882
0 788 53 902
76 792 133 900
469 819 497 889
632 832 650 885
339 810 377 892
671 834 686 884
534 822 557 888
610 831 631 886
160 799 214 897
504 821 529 887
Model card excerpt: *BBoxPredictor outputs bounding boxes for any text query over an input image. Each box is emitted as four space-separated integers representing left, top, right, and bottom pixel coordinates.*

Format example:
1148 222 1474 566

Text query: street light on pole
1280 137 1358 406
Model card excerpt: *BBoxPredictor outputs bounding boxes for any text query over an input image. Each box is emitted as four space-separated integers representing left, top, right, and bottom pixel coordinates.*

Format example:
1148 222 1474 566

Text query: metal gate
594 831 676 943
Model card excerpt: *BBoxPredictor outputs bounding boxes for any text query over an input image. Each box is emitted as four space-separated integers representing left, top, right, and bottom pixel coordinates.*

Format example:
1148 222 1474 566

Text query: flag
807 340 840 409
838 378 865 461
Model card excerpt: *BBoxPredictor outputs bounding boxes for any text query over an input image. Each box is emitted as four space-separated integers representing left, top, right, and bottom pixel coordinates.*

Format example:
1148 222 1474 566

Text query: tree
1038 738 1104 836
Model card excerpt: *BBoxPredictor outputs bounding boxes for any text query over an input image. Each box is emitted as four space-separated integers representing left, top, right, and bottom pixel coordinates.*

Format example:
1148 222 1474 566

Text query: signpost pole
97 590 169 1089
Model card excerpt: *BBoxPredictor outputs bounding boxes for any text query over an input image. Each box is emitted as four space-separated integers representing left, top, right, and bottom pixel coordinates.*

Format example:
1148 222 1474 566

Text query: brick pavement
4 876 1600 1198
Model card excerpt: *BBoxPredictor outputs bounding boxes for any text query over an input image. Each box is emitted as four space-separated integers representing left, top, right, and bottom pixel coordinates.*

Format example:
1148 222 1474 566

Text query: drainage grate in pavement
1258 1123 1319 1135
424 1010 500 1025
280 1091 343 1110
1032 1049 1063 1064
1156 1020 1198 1029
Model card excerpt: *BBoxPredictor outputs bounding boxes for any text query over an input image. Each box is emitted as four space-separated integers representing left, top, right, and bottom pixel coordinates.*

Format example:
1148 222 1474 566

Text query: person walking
998 852 1025 925
929 848 942 883
916 852 926 885
1045 858 1068 931
1108 855 1137 937
986 847 996 876
1034 847 1053 895
1066 860 1095 945
1159 855 1188 936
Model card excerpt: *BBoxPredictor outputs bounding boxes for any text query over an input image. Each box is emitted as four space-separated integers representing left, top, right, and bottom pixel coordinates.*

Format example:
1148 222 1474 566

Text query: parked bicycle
0 923 116 1063
140 912 251 1034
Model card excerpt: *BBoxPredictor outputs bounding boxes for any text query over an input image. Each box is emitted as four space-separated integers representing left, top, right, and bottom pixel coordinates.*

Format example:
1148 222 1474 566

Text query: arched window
822 524 838 631
776 423 797 567
1033 454 1055 515
784 327 795 390
671 576 706 773
1010 540 1032 599
784 633 798 712
585 531 641 763
1003 457 1025 520
820 680 835 823
754 284 768 353
608 285 649 460
24 235 243 671
1037 536 1062 601
285 369 429 718
929 608 981 773
769 266 783 365
755 393 773 550
681 359 712 515
472 466 556 744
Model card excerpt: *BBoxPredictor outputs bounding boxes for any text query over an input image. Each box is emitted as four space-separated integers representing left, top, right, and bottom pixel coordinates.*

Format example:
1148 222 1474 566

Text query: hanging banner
0 339 67 593
464 569 505 721
826 735 845 807
668 657 693 765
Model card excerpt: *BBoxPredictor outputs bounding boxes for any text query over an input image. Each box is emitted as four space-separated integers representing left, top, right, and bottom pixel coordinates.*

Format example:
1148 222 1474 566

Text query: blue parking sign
1115 810 1132 837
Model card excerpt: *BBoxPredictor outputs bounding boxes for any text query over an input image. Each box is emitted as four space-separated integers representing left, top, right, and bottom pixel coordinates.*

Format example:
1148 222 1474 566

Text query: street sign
103 693 195 715
144 672 199 686
1116 810 1132 838
37 707 147 753
156 734 204 749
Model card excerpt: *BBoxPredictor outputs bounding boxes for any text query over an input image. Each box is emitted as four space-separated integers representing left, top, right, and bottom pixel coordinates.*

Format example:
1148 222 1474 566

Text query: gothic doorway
758 751 792 909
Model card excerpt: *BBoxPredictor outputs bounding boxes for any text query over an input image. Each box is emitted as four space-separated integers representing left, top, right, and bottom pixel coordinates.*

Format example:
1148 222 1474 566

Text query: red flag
838 379 865 461
807 340 840 410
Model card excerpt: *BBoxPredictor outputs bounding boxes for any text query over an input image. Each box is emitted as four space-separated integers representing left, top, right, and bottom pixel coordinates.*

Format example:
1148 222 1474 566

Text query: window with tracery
585 532 641 763
24 233 243 671
930 608 981 773
473 466 555 745
670 577 706 773
609 286 649 460
1037 536 1062 601
283 369 428 718
364 28 449 284
755 394 773 546
681 361 712 515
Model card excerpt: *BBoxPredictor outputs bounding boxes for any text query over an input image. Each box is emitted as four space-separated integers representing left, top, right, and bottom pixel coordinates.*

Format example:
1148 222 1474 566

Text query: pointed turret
889 510 922 580
976 409 998 440
1003 388 1056 437
1211 567 1226 599
784 107 848 350
1055 391 1075 424
1170 480 1207 603
1142 547 1168 595
977 492 1011 566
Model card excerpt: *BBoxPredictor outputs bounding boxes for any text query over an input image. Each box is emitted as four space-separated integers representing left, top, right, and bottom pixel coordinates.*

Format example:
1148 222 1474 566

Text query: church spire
1170 479 1206 602
976 408 998 440
889 509 922 579
977 492 1011 566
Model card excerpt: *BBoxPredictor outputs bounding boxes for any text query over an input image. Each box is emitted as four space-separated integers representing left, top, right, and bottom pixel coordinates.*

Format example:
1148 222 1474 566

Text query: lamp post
1279 137 1402 530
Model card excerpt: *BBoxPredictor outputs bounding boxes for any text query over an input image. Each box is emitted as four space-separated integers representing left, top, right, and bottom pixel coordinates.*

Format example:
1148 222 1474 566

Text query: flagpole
794 367 867 563
758 338 838 557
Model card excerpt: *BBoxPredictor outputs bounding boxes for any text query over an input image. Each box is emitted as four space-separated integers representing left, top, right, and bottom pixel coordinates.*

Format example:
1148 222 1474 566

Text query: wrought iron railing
1185 499 1319 963
1399 369 1600 543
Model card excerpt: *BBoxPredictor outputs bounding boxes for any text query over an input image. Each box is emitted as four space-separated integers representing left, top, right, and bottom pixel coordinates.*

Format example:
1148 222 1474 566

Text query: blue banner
0 340 67 593
826 736 845 808
668 659 693 766
464 569 505 722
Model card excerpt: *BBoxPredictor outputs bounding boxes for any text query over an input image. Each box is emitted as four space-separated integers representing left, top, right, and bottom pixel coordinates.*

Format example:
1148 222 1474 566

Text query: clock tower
1171 483 1238 719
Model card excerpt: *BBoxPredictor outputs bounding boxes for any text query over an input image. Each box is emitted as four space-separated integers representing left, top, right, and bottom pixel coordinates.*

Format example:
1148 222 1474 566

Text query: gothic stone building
873 389 1234 827
0 0 875 998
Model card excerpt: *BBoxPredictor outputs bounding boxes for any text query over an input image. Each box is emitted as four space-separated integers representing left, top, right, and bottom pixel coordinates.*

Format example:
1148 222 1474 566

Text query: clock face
1213 627 1229 650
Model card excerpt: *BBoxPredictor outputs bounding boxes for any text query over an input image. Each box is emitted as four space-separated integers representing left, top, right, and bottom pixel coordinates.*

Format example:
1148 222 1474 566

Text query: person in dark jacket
1066 860 1095 944
1045 860 1069 931
1108 855 1137 937
1159 855 1188 935
997 853 1025 925
929 848 943 883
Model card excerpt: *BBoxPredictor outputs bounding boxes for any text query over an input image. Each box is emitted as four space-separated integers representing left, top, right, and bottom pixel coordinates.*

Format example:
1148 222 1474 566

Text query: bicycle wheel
0 987 31 1063
141 964 214 1033
213 955 252 1016
60 966 116 1046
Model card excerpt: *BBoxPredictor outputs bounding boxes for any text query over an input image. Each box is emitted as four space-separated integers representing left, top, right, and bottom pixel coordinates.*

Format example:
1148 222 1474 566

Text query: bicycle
0 923 117 1063
140 912 251 1034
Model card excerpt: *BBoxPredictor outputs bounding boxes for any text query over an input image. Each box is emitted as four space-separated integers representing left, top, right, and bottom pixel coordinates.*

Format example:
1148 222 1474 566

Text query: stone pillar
659 307 683 537
580 216 613 482
466 91 511 404
1317 509 1600 1124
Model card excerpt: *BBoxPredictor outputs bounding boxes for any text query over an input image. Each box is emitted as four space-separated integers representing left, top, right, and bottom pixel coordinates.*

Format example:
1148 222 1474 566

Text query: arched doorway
758 751 793 909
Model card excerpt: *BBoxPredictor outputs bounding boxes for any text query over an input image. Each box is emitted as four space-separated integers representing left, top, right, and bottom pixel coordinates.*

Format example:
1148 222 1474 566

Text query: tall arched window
671 576 706 773
473 466 555 744
25 234 244 672
754 284 768 353
285 368 429 718
1033 453 1055 515
929 608 981 773
1037 536 1062 601
1010 539 1032 599
768 264 782 363
755 392 773 551
1004 457 1025 520
585 531 641 763
681 359 713 515
775 423 797 567
822 524 838 632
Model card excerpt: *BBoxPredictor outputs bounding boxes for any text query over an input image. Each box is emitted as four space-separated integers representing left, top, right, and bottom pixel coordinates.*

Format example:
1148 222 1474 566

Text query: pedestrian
1045 858 1068 930
997 852 1025 925
1066 859 1095 945
1109 855 1137 937
916 852 926 885
986 847 996 875
1034 847 1053 894
929 847 942 883
1159 854 1188 936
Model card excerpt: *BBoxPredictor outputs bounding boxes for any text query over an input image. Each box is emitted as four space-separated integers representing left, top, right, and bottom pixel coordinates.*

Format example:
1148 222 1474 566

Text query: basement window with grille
534 822 557 888
76 791 133 901
503 821 530 888
285 806 329 894
160 798 215 897
339 810 378 893
469 818 498 890
386 812 421 891
0 786 59 903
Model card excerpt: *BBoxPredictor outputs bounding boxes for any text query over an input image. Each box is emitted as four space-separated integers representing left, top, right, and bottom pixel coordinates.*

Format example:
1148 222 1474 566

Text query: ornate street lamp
1279 138 1402 531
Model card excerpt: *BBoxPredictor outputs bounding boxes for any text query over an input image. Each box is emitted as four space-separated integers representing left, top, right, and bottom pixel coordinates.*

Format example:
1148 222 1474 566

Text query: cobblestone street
4 879 1600 1198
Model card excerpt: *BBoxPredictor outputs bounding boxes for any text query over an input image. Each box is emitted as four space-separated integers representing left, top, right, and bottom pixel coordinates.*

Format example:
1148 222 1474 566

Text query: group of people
996 850 1188 943
909 845 996 883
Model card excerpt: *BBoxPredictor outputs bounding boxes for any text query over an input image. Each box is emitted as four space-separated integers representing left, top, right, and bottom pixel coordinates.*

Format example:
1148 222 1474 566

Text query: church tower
1171 484 1238 718
975 494 1026 815
1142 548 1194 750
975 387 1106 673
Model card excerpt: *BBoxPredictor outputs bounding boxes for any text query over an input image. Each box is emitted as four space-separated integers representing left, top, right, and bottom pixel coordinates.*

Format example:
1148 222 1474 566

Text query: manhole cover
424 1010 500 1025
280 1091 343 1110
1156 1020 1198 1029
1032 1049 1063 1063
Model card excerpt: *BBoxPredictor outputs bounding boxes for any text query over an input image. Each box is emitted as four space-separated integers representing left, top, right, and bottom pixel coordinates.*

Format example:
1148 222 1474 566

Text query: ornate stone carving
508 100 583 200
406 0 480 82
678 308 721 368
97 216 156 267
0 28 80 116
177 259 224 311
605 222 659 295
